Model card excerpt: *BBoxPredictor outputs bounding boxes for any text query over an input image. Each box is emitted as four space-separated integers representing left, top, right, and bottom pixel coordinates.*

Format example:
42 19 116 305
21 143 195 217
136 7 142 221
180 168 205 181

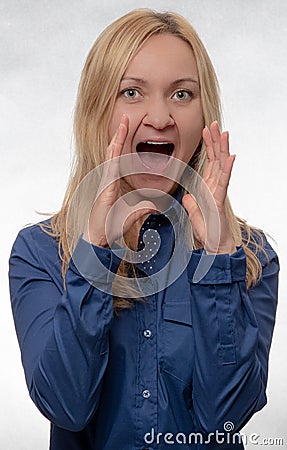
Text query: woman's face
109 33 204 195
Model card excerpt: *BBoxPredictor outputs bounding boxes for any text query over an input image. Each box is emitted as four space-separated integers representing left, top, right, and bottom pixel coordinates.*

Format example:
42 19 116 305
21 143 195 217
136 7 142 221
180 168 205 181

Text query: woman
9 9 279 450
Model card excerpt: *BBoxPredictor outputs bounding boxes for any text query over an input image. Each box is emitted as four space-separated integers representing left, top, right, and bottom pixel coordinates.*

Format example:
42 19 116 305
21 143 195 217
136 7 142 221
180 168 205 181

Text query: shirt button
142 389 151 399
143 329 152 338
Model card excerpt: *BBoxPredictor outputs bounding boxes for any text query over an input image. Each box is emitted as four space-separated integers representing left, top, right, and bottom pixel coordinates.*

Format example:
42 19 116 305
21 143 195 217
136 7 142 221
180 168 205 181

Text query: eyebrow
121 77 199 86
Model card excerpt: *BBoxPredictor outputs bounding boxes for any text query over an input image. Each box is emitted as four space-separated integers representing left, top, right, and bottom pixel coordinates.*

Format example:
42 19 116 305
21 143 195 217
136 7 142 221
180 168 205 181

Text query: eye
172 90 193 101
121 88 141 100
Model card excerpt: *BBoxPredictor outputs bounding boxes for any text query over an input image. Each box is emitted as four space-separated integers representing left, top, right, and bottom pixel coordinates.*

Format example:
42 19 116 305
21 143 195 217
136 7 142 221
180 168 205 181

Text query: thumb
182 193 200 221
104 199 157 244
182 193 205 245
123 201 158 233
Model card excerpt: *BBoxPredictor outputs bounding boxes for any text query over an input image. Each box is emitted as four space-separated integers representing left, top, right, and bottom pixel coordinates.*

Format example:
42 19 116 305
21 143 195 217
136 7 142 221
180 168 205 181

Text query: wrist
205 242 236 255
82 230 109 248
205 249 236 255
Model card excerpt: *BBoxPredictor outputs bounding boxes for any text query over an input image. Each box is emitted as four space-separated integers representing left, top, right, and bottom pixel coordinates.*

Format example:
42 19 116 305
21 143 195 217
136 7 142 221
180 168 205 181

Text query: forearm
9 231 123 431
187 247 278 433
29 281 113 431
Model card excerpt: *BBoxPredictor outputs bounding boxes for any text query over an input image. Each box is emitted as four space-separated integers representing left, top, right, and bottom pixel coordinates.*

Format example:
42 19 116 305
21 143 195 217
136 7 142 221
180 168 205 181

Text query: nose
142 97 174 130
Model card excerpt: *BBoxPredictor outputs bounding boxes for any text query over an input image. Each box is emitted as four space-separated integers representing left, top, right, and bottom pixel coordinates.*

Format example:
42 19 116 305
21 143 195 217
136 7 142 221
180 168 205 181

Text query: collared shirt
9 209 279 449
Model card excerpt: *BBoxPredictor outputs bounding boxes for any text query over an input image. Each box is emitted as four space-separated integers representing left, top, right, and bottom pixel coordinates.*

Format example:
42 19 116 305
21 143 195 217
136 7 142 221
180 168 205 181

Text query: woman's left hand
182 121 237 255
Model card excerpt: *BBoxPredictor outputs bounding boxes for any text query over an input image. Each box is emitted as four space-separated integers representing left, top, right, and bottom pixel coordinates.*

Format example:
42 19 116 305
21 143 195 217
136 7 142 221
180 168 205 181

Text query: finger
106 114 129 161
203 125 230 190
112 114 129 158
102 115 129 188
107 129 119 161
202 126 214 163
210 121 221 158
202 126 216 182
182 193 201 222
214 154 236 206
219 131 230 169
203 125 220 184
220 131 229 155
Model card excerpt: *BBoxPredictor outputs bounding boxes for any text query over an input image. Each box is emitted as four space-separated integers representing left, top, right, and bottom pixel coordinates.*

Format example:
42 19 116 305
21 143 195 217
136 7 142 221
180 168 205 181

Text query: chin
121 174 177 197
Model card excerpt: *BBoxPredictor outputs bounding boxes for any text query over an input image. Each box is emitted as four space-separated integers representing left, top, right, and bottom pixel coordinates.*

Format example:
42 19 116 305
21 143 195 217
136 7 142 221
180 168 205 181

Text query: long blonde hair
45 9 265 308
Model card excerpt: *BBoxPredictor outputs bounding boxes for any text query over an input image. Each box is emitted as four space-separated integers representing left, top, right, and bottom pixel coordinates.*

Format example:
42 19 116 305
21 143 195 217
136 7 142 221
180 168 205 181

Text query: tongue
138 151 170 170
136 142 173 170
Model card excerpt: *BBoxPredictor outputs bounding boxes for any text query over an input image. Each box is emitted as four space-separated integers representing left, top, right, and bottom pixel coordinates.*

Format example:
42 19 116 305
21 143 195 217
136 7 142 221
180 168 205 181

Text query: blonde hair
44 9 265 308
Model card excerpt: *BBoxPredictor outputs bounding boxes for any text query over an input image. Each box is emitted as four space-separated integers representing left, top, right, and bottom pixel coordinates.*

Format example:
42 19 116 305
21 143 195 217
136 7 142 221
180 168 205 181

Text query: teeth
145 141 171 145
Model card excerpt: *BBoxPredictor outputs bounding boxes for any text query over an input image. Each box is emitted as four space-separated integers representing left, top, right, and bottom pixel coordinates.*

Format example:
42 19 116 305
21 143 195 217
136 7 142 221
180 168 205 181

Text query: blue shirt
9 211 279 449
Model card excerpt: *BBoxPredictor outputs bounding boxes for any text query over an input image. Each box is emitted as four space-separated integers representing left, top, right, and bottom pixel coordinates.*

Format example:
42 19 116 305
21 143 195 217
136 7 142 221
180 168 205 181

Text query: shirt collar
146 186 183 226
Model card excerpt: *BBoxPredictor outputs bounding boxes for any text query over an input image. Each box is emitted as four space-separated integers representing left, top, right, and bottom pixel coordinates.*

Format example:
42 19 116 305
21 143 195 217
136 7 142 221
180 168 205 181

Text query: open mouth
136 141 175 171
136 141 174 156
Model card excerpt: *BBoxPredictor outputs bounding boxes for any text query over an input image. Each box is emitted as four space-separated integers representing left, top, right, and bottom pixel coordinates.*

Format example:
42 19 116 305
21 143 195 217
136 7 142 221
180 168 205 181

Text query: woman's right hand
83 114 157 247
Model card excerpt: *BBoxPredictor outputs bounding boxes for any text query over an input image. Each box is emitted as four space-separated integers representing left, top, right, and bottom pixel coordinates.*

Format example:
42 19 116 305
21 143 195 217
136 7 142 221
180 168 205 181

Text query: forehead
123 33 198 81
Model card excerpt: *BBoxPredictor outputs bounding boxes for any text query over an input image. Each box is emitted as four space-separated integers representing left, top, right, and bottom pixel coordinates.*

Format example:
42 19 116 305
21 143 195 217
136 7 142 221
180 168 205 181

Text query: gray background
1 1 286 448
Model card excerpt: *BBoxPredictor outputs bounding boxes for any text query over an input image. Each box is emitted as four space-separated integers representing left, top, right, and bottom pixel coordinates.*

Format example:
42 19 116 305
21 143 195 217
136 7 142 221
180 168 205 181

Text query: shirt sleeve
186 234 279 434
9 227 124 432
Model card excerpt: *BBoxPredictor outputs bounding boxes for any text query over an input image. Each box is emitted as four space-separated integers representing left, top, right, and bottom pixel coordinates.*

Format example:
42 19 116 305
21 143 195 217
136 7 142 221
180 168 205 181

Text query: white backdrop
1 1 286 449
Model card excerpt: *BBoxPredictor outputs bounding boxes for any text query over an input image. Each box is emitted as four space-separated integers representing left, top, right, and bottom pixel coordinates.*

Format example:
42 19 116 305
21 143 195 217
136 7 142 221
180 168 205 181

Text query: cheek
181 117 203 144
109 107 145 151
178 115 204 161
176 101 204 137
108 102 144 144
